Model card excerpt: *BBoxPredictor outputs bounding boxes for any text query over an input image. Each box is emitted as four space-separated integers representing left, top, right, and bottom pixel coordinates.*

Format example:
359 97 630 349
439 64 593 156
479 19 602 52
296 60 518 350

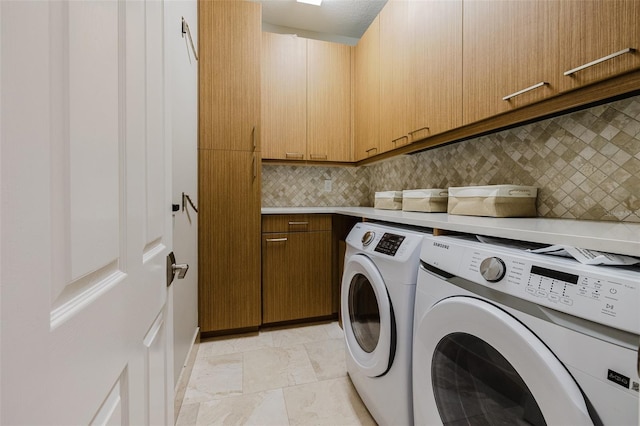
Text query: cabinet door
307 39 352 162
354 16 381 161
412 0 462 141
262 231 332 324
199 1 261 151
559 0 640 92
379 0 414 152
261 32 307 160
199 150 261 332
463 0 560 125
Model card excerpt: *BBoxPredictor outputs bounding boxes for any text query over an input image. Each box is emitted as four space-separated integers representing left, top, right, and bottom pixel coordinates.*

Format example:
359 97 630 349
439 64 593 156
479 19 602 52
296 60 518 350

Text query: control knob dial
362 231 375 246
480 257 506 282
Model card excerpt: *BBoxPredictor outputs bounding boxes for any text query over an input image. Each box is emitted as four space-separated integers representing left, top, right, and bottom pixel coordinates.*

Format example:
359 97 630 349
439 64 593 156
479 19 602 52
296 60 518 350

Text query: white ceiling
252 0 387 45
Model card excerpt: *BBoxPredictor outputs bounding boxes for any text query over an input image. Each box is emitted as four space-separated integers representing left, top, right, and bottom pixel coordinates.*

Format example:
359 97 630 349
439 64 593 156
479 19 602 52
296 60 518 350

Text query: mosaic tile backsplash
262 95 640 222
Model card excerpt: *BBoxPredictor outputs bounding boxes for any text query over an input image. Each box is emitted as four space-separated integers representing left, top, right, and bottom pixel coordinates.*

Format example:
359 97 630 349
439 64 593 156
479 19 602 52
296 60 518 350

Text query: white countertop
262 207 640 257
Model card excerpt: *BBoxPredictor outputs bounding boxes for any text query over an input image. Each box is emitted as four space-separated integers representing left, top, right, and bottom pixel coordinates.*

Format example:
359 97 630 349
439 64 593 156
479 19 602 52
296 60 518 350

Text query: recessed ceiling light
297 0 322 6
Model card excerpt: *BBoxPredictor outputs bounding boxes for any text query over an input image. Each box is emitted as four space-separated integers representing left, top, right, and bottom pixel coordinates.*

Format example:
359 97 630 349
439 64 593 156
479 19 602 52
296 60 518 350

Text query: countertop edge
261 207 640 257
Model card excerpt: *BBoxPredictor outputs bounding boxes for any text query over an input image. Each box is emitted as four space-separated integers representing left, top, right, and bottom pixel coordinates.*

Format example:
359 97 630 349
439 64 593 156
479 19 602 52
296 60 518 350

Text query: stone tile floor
176 321 376 425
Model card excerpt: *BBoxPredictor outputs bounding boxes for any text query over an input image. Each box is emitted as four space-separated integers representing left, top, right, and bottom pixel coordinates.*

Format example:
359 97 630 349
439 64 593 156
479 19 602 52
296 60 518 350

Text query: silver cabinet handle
252 154 257 180
288 221 308 226
564 48 635 76
252 125 257 151
365 147 378 156
285 152 304 159
266 238 288 242
310 154 328 160
392 135 408 146
409 127 429 136
502 81 547 101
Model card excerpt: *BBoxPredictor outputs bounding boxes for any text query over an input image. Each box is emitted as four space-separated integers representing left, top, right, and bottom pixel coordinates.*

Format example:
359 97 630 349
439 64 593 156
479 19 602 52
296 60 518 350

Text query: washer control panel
421 235 640 334
374 233 406 256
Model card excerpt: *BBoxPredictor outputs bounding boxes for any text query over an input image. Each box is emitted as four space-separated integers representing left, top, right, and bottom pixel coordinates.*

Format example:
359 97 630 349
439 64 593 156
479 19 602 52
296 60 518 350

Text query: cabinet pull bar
564 48 635 76
391 135 409 145
310 154 328 160
285 152 304 159
252 154 257 180
288 221 309 226
365 147 378 154
252 125 257 151
266 238 288 242
408 127 429 136
502 81 547 101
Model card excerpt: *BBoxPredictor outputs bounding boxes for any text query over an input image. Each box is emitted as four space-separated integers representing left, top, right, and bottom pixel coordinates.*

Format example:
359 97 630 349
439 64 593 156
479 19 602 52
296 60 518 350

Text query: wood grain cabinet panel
199 150 261 333
199 1 261 151
463 0 560 125
261 32 307 160
307 39 352 162
379 0 414 152
559 0 640 92
354 16 381 161
262 225 332 324
412 0 463 141
198 0 262 334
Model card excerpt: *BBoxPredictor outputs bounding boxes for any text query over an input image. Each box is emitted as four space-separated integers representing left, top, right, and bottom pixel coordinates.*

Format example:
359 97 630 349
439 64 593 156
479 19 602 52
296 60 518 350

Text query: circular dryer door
341 253 395 378
413 296 594 426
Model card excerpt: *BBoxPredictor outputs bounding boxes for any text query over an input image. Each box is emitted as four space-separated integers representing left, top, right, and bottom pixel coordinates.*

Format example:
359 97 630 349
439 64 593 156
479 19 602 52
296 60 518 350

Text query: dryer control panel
420 235 640 335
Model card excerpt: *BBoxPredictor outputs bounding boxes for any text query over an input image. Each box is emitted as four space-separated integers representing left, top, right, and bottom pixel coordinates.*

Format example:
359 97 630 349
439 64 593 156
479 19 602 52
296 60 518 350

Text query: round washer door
341 253 395 378
413 296 594 425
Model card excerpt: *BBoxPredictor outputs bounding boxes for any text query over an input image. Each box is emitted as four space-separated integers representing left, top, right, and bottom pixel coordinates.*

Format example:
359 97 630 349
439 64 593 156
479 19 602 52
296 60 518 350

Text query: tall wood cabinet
354 16 380 161
261 33 352 162
198 0 262 334
412 0 463 140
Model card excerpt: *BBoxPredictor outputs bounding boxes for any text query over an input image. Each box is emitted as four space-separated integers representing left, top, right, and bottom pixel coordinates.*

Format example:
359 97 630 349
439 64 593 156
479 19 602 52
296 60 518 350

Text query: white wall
165 0 198 386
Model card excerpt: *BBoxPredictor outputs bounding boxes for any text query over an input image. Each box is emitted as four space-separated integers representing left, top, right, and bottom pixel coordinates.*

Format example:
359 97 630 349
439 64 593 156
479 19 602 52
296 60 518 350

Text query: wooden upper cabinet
199 1 261 151
463 0 560 125
379 0 414 153
307 39 352 162
412 0 462 141
261 32 307 160
354 16 381 161
559 0 640 92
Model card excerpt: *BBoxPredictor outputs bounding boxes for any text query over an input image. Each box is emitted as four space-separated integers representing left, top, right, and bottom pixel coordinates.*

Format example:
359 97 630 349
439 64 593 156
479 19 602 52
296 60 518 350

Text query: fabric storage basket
448 185 538 217
374 191 403 210
402 189 448 212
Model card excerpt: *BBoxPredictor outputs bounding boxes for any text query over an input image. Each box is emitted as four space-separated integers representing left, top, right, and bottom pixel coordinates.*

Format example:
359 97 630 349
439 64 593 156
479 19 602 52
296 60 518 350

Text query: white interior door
1 1 173 424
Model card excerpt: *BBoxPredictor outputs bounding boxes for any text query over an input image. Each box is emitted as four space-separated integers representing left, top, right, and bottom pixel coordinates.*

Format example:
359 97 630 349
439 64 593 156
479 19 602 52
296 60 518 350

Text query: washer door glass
341 254 394 377
413 293 594 425
433 332 545 425
348 273 380 353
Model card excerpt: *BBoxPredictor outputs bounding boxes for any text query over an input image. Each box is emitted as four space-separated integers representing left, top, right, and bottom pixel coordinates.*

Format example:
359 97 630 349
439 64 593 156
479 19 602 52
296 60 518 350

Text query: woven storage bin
448 185 537 217
402 189 448 212
374 191 403 210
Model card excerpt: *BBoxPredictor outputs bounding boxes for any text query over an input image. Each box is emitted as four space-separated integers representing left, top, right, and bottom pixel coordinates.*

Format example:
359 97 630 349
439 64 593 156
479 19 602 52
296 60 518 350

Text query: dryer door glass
348 273 380 353
432 332 545 426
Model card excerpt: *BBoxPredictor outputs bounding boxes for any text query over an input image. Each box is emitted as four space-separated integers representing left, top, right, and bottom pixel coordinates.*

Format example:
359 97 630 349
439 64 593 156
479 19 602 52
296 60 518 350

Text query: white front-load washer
413 234 640 425
341 222 429 426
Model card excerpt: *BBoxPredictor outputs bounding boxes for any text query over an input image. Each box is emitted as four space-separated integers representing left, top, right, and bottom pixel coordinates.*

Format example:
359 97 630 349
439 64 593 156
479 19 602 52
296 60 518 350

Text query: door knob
166 252 189 286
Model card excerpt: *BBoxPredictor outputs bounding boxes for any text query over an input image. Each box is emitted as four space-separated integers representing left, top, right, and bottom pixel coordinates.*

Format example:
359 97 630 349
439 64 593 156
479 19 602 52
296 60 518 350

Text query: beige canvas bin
402 189 448 212
448 185 538 217
374 191 403 210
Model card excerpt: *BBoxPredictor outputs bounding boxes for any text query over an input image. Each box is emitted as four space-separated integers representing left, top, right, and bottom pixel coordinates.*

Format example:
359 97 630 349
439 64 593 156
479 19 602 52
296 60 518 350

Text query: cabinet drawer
262 214 332 233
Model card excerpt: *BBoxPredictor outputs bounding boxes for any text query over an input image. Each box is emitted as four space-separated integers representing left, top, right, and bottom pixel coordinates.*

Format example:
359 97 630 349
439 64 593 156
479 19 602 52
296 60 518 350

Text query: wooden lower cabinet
262 216 332 324
199 150 261 334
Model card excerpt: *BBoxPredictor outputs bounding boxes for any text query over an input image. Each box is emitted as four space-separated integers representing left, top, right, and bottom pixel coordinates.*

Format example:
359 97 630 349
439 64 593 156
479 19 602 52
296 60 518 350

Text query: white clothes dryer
413 234 640 426
341 222 429 426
